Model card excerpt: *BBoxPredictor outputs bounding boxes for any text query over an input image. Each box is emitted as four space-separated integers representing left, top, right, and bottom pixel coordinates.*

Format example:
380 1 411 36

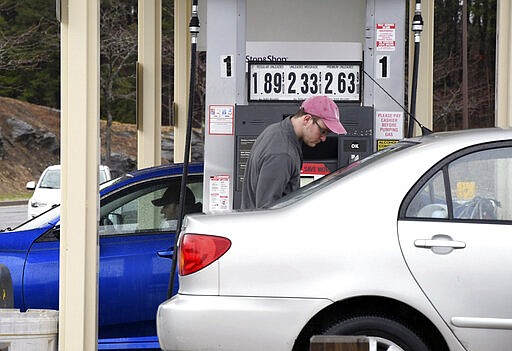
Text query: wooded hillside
0 0 497 134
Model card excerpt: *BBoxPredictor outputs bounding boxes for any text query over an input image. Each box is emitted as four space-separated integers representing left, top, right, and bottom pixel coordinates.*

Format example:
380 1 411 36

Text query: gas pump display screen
248 61 361 102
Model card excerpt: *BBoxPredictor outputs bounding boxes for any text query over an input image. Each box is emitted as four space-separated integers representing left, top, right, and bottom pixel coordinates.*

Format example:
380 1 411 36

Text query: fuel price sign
248 61 361 102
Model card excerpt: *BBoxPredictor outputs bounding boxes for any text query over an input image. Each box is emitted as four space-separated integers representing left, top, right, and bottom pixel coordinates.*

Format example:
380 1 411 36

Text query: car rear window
270 141 416 208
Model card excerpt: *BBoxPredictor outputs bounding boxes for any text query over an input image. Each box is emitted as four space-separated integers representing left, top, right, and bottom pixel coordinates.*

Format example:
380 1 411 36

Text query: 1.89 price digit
262 73 283 94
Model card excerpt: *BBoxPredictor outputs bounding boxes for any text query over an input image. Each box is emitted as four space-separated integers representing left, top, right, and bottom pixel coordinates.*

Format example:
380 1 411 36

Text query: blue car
0 163 204 350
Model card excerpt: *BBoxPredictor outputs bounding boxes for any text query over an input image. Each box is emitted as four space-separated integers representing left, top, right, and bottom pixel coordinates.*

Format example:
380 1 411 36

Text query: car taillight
178 234 231 276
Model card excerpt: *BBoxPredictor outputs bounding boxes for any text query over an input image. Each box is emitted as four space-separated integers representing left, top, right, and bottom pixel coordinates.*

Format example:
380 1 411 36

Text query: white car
157 128 512 351
26 164 112 219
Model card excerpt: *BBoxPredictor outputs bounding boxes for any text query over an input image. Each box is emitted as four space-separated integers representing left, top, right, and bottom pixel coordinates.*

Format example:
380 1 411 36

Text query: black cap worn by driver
152 185 195 207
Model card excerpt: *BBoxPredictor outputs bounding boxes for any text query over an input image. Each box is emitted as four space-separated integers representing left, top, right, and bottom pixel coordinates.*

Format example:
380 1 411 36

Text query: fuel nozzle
412 1 424 41
189 1 200 43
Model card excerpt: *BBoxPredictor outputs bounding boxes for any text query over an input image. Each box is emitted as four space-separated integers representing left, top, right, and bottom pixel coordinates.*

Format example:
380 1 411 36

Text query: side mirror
26 181 36 190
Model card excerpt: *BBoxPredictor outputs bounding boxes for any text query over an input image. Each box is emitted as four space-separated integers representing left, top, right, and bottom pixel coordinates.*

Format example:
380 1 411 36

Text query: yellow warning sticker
377 139 399 151
456 181 476 200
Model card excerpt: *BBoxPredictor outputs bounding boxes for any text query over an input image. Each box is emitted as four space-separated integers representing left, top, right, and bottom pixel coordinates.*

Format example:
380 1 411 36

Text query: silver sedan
157 128 512 351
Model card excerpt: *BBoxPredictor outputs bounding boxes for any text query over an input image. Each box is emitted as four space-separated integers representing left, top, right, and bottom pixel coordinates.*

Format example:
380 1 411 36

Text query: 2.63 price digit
324 72 357 94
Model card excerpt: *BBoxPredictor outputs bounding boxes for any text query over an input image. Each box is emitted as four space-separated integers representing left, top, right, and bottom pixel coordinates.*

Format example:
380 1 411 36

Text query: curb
0 200 27 207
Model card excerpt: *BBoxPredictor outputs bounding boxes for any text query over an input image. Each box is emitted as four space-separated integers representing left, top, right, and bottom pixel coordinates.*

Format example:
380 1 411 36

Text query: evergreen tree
0 0 59 107
433 0 496 130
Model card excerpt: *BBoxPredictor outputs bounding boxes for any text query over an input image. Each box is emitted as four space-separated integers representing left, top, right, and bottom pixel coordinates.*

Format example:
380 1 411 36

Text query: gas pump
232 102 374 208
202 0 406 212
231 43 373 208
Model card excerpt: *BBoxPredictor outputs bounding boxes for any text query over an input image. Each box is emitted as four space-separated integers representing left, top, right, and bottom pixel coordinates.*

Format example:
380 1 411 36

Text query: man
152 184 200 229
241 95 346 210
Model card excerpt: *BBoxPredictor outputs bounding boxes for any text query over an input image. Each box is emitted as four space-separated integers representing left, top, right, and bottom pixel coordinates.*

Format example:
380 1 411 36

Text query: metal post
407 0 423 137
167 0 200 298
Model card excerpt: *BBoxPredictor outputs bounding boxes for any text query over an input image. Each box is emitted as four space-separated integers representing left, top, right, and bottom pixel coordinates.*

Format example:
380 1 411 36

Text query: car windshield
99 169 109 183
39 169 61 189
270 141 416 209
39 168 111 188
12 205 60 231
12 178 118 232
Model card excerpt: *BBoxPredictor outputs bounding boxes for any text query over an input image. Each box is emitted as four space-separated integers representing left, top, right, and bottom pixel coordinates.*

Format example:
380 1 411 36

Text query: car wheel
321 315 430 351
0 264 14 308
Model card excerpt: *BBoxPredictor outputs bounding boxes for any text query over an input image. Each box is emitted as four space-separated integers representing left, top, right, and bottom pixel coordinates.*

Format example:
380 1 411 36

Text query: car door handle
414 233 466 250
157 249 174 259
414 239 466 249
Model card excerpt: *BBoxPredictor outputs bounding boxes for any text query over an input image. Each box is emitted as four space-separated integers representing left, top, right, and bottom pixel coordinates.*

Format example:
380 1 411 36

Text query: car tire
0 264 14 308
321 315 430 351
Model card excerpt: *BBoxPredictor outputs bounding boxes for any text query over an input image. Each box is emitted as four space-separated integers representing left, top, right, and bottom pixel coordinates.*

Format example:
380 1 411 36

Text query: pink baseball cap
301 96 346 134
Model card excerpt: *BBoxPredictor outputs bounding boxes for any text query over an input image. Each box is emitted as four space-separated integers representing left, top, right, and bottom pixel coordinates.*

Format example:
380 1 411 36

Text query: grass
0 191 31 202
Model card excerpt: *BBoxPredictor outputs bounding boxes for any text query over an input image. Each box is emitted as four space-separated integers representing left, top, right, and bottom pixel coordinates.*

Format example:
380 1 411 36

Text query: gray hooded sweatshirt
241 117 303 209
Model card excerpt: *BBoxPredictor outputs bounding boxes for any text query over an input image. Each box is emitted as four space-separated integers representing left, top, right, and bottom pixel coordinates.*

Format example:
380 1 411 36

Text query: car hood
30 188 61 204
0 222 56 251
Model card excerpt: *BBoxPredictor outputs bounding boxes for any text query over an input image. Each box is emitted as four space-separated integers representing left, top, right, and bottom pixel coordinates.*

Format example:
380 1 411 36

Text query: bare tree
433 0 496 131
100 0 137 165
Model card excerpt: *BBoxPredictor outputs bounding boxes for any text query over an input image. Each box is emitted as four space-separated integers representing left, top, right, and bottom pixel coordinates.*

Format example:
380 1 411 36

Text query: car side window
449 147 511 221
405 146 511 222
406 170 447 218
99 176 203 236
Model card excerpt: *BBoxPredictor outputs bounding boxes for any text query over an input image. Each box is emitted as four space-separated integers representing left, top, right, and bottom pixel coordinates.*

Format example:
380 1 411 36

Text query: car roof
13 162 204 231
408 127 512 146
43 164 110 171
390 128 511 161
100 162 204 196
44 164 61 171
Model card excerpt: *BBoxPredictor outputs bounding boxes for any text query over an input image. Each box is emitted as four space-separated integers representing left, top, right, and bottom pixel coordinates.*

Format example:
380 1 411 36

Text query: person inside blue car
152 184 201 230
